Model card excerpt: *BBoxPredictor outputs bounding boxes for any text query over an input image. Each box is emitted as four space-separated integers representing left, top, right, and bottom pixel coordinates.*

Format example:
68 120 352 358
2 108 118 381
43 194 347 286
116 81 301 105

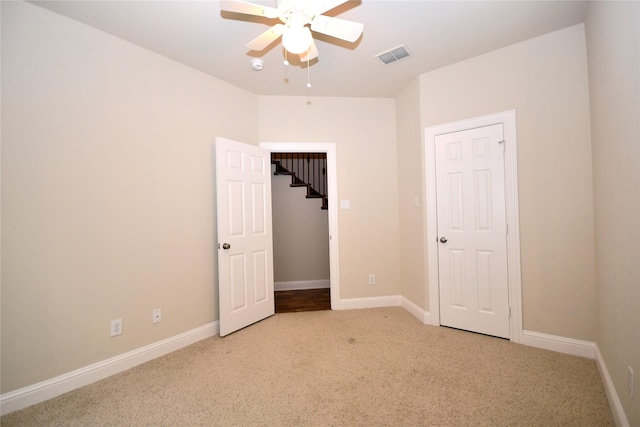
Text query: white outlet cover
340 200 350 209
110 319 123 336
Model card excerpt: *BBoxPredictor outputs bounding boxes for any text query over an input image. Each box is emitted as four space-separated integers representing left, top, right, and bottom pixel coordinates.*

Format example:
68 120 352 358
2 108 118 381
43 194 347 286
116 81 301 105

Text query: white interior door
435 124 510 339
216 137 274 337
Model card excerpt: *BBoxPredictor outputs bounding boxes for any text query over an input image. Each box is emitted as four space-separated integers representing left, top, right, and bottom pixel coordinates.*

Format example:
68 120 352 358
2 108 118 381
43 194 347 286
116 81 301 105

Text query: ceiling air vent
375 44 411 65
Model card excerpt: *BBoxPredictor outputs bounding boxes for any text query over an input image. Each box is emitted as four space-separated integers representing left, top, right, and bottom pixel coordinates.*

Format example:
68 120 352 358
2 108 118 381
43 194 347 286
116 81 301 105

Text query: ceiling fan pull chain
306 50 312 88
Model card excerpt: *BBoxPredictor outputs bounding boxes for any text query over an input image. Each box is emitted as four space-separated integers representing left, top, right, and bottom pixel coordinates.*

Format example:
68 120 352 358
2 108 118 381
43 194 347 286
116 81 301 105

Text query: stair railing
271 153 328 209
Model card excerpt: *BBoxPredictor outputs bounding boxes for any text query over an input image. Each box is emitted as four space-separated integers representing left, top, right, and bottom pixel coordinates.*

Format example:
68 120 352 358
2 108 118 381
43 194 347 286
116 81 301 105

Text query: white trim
0 322 218 416
424 110 523 343
337 295 402 310
401 297 432 325
521 330 595 359
274 279 330 291
260 142 340 310
595 345 630 427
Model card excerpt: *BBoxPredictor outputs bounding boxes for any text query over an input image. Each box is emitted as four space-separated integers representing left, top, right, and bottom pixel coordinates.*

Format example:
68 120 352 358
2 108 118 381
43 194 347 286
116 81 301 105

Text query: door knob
439 237 448 243
222 243 231 250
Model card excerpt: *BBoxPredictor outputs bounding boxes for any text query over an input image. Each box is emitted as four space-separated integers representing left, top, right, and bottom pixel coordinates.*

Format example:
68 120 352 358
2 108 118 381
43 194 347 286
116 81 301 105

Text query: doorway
424 111 523 343
270 152 330 312
260 142 341 310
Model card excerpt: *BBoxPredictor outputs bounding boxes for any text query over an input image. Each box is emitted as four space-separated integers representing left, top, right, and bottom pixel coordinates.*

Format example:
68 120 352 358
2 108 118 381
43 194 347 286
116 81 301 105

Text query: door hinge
509 307 512 318
498 140 505 152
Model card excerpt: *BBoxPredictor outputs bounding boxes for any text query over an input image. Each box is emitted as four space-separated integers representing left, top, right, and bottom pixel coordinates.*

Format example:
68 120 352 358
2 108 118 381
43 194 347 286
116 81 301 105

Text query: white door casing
435 124 509 338
216 137 275 337
424 110 523 343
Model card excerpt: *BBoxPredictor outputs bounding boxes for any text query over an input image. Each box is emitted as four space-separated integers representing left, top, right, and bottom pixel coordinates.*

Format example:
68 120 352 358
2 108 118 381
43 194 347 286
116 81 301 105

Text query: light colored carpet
1 307 613 426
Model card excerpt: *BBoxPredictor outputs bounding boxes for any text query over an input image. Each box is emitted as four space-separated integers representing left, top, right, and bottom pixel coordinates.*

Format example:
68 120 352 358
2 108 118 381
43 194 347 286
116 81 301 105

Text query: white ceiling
30 0 589 98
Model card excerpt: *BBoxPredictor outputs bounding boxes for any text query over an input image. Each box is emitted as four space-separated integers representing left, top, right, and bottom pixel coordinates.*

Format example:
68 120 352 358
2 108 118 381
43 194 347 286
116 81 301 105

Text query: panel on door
216 137 274 337
435 124 510 339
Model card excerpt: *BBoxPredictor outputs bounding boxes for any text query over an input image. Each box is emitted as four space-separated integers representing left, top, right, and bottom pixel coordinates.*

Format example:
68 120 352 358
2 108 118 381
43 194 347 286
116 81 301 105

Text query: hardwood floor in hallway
274 288 331 313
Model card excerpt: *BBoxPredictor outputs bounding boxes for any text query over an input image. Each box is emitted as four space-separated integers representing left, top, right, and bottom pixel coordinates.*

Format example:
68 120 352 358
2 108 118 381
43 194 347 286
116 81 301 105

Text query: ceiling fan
221 0 364 62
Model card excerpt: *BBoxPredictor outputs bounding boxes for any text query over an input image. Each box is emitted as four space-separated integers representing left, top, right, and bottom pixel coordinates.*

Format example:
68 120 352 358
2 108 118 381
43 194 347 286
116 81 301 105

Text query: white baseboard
594 344 630 427
520 330 595 359
0 321 219 416
337 295 402 310
274 279 330 291
401 297 432 325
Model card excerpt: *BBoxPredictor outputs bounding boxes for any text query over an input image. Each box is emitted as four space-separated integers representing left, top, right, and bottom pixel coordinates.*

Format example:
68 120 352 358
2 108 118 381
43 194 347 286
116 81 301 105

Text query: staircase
271 153 328 210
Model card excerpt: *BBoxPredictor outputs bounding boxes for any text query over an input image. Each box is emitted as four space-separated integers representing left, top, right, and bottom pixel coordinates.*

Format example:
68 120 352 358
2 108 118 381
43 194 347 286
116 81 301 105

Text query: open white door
216 137 274 336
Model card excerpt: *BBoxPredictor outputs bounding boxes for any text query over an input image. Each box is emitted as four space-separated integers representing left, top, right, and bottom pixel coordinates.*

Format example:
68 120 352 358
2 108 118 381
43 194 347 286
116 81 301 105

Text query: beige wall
419 25 595 340
395 78 427 308
1 1 258 392
585 2 640 424
271 174 329 283
258 96 401 299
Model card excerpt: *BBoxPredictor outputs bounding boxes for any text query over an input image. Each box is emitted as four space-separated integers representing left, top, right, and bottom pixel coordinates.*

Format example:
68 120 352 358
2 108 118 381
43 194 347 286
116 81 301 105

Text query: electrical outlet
110 319 123 337
152 308 161 324
629 366 635 399
369 274 376 285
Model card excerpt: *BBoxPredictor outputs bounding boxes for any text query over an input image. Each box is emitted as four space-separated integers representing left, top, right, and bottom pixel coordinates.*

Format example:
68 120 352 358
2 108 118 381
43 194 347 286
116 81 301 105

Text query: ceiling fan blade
220 0 279 19
311 15 363 43
246 24 286 50
312 0 349 15
299 38 319 62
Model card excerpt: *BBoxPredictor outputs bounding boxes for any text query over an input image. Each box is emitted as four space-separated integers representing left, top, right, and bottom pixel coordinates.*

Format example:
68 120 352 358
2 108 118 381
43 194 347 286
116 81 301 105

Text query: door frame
424 110 523 343
260 142 340 310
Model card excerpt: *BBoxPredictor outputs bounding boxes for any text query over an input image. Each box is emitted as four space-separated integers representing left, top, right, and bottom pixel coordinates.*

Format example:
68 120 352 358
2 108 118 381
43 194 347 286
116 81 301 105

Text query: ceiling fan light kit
282 26 313 54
